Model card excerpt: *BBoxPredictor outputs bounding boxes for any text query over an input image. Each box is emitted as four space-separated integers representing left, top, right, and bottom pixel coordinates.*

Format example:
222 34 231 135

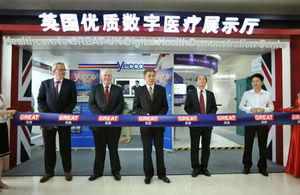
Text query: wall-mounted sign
39 12 260 35
4 36 288 49
70 69 100 102
174 54 218 72
78 62 156 72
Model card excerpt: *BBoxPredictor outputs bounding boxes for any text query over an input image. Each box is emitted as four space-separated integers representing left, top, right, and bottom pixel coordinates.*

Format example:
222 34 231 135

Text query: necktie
149 86 153 101
200 90 205 114
105 86 109 104
55 81 60 98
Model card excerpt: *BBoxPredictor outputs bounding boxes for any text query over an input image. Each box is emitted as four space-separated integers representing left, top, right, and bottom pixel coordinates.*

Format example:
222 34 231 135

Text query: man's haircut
195 75 207 82
52 62 65 71
143 69 156 76
251 73 264 82
100 69 112 77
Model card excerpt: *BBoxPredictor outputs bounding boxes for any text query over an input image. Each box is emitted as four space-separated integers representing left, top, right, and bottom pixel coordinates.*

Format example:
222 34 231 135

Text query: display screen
174 83 187 95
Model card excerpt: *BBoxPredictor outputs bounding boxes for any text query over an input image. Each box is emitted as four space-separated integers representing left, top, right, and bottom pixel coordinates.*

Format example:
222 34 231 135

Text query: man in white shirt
239 73 274 177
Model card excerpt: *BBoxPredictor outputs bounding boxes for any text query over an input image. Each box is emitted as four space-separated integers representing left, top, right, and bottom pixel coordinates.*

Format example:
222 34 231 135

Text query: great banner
14 112 300 127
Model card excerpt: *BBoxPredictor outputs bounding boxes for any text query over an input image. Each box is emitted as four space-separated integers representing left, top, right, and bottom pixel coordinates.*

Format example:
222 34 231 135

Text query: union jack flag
260 50 284 165
10 46 32 168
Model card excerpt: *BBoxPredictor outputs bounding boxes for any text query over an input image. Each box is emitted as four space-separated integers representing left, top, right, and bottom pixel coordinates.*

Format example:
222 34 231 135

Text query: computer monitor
174 83 187 95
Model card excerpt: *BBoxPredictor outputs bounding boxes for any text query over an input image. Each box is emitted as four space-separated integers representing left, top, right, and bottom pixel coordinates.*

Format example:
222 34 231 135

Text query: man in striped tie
184 75 218 177
133 69 170 184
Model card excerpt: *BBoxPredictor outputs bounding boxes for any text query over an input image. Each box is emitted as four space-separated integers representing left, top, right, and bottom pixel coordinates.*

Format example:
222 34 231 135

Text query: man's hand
256 108 265 113
250 108 265 113
7 109 17 119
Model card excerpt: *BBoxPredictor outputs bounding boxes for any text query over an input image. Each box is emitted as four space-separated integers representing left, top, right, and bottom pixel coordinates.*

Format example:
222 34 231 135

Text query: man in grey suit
88 69 124 181
38 62 77 183
133 69 170 184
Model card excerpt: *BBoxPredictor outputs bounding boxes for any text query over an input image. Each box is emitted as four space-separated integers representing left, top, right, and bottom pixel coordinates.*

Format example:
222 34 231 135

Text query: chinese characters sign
39 12 260 35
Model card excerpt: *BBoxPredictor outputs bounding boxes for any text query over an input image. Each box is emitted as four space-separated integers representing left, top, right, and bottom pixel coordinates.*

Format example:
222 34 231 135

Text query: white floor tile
1 174 299 195
173 130 241 148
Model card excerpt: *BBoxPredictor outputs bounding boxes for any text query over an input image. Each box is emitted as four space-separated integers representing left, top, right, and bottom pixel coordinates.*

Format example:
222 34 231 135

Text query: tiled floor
1 173 299 195
15 127 296 195
173 127 241 148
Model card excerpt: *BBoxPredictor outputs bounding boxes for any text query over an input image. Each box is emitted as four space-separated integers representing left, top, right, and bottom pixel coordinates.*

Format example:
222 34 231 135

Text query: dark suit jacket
184 89 218 129
37 78 77 114
88 84 124 131
37 78 77 129
133 84 169 133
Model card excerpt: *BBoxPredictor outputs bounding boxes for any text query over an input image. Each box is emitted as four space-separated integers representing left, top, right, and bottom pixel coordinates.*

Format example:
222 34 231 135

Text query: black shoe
158 176 171 183
65 172 73 181
259 169 269 177
201 168 211 177
192 169 199 177
243 168 250 175
113 173 121 181
40 173 54 183
88 174 102 181
144 177 152 184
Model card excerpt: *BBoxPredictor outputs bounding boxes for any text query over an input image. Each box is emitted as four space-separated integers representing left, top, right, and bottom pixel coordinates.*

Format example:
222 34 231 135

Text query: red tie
200 90 205 114
105 86 109 104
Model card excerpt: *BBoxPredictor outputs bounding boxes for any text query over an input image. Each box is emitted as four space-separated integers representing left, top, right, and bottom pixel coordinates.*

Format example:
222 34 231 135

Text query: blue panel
71 102 95 147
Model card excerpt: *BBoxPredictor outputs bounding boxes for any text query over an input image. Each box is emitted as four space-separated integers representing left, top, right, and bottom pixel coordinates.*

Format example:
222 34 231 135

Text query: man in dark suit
133 69 170 184
88 69 124 181
38 62 77 183
184 75 217 177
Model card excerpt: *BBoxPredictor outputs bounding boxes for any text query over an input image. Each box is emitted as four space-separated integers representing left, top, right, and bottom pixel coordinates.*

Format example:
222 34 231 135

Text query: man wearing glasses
38 62 77 183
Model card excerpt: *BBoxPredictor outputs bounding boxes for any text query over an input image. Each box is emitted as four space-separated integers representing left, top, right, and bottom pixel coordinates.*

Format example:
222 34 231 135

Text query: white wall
171 54 262 134
173 54 261 115
210 55 261 114
282 44 291 166
158 54 174 70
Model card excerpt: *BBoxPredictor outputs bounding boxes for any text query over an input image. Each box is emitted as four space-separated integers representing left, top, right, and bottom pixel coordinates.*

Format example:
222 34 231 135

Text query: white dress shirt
197 87 207 113
53 78 63 94
239 89 274 113
146 84 155 95
103 83 112 93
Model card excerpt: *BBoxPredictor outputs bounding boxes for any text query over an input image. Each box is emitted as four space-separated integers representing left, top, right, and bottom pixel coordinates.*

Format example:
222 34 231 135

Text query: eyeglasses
56 69 67 72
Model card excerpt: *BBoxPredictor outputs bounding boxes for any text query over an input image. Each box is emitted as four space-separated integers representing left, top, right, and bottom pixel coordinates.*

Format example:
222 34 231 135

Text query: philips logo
117 61 144 72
